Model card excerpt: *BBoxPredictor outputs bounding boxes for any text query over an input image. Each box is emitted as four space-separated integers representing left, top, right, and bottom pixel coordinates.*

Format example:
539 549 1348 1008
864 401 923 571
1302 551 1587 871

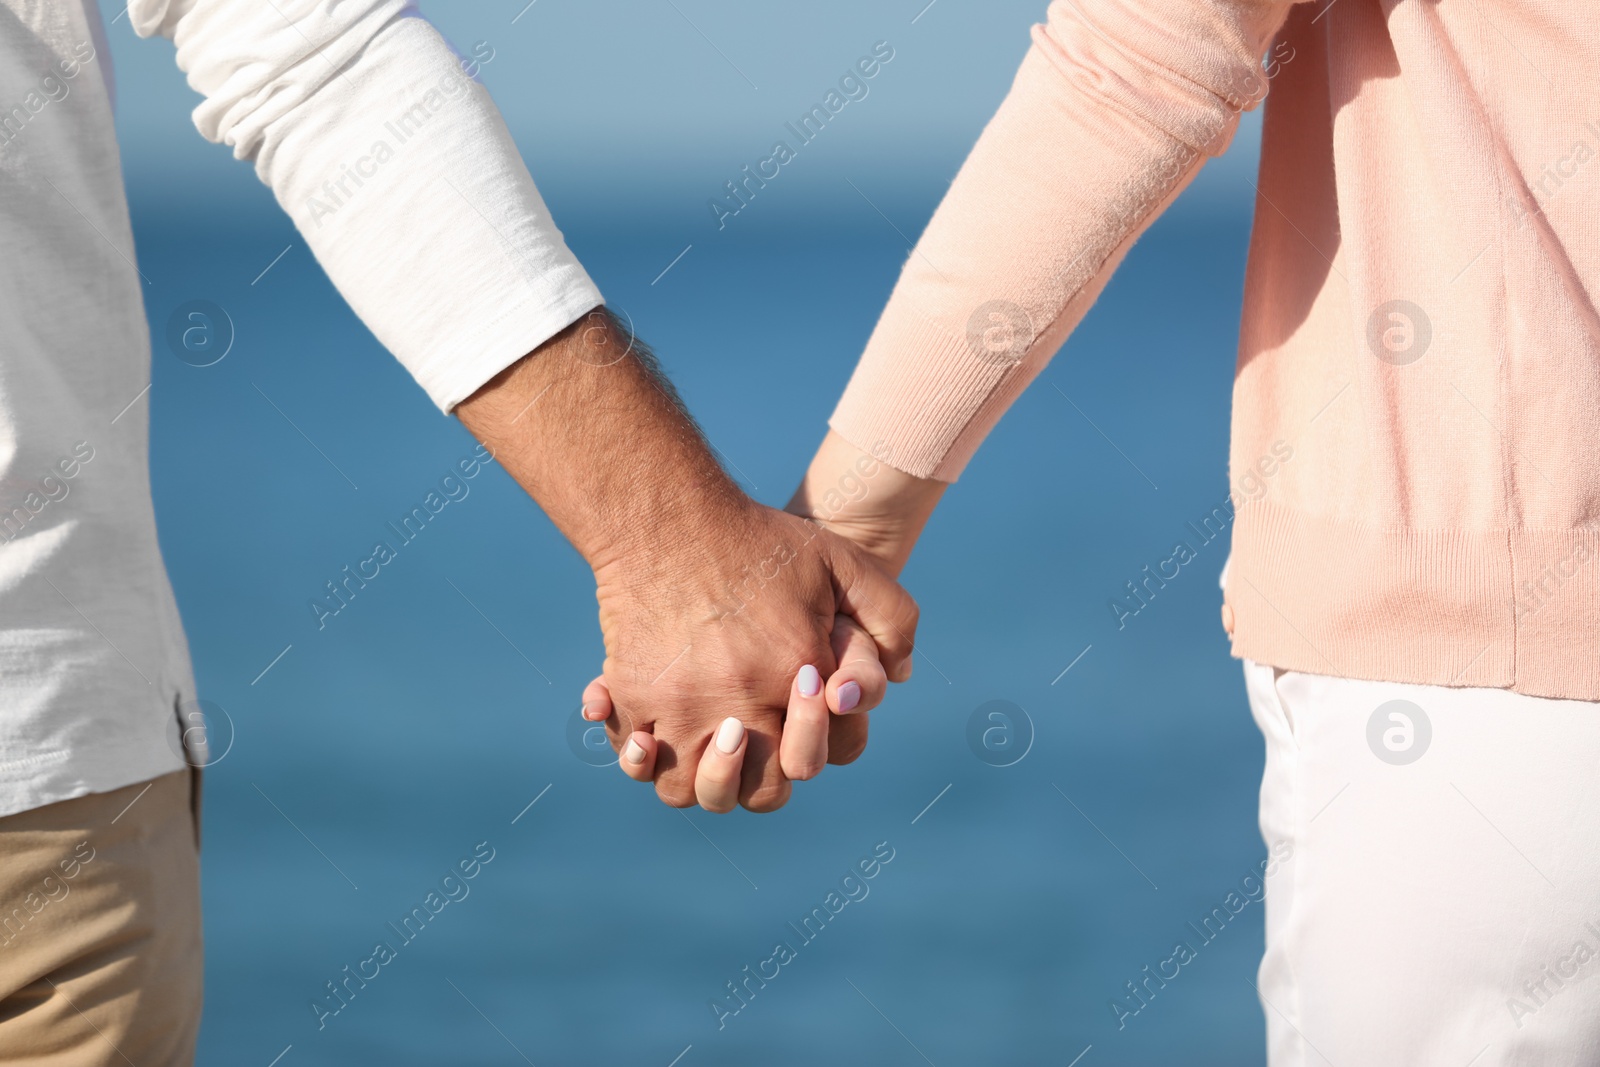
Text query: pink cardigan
830 0 1600 700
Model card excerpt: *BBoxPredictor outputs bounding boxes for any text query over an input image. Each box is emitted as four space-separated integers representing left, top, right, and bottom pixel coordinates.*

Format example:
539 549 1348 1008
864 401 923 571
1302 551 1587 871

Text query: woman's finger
778 663 830 781
581 676 612 721
583 676 659 781
695 717 747 813
591 674 634 751
618 730 658 782
827 616 888 716
826 617 881 765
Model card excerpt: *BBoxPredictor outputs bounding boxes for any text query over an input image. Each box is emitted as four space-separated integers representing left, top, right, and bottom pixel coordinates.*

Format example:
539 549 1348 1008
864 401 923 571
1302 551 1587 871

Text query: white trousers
1243 660 1600 1066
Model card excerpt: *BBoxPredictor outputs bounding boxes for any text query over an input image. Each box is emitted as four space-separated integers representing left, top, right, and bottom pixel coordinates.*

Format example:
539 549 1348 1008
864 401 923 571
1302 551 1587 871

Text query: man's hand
592 501 913 810
582 611 892 809
589 428 945 810
456 310 918 811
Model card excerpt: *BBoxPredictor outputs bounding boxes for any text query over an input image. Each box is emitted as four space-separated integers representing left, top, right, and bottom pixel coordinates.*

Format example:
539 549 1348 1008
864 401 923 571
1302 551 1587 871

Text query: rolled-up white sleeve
130 0 603 410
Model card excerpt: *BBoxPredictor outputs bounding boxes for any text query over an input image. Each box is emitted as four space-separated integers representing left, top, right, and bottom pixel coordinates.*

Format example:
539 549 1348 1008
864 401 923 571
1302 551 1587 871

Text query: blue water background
105 1 1277 1062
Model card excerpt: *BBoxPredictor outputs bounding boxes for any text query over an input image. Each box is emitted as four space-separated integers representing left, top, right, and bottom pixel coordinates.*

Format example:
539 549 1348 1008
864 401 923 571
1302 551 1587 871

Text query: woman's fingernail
837 681 862 713
798 664 822 697
715 717 746 755
623 738 647 765
582 703 604 722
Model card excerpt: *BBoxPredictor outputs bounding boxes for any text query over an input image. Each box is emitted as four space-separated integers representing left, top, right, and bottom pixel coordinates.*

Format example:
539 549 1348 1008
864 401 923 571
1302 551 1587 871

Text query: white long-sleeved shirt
0 0 602 817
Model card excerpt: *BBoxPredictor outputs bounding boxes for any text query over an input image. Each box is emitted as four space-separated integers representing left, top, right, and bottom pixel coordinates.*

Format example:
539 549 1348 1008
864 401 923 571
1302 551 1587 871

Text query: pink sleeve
830 0 1302 481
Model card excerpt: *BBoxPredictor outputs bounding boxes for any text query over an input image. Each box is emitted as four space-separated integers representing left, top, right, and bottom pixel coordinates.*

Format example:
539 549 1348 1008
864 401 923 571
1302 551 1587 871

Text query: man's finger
695 717 747 813
738 711 791 813
828 711 869 766
651 727 700 808
779 664 830 781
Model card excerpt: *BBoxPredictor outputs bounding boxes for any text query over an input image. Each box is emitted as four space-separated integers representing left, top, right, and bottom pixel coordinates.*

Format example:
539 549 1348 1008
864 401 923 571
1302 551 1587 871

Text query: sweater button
1220 603 1236 635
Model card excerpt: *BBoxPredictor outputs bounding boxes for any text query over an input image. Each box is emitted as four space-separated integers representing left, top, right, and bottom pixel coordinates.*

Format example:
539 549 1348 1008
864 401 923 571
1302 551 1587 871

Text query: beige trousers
0 770 202 1066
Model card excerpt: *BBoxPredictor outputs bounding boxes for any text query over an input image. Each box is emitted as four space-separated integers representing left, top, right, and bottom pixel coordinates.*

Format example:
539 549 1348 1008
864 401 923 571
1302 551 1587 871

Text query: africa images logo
1366 700 1432 765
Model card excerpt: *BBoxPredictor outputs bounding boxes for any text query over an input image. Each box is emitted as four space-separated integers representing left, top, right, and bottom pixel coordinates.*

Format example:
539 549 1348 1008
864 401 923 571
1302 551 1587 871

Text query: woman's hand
784 430 947 579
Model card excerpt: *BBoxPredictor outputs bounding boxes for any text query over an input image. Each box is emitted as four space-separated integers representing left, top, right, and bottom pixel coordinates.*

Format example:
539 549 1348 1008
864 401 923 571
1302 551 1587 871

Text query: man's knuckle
776 638 827 676
741 780 790 813
829 739 867 765
656 785 695 808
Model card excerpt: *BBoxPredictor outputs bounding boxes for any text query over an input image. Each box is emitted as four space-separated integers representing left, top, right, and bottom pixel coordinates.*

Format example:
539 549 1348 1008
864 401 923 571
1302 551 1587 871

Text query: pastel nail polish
715 717 745 754
798 664 822 697
837 681 862 713
623 738 647 765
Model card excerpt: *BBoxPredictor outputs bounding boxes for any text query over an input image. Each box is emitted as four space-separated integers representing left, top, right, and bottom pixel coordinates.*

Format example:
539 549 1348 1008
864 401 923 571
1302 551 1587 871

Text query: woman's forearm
827 0 1298 483
786 430 946 578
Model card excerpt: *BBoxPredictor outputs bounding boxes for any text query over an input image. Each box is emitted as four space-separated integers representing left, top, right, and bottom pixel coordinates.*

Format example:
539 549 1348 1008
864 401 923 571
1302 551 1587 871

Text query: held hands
584 499 915 813
588 432 947 812
582 613 887 811
452 311 937 815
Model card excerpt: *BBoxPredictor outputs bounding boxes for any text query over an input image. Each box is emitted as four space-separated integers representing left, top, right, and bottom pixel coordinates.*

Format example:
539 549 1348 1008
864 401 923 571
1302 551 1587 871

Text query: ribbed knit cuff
829 295 1014 482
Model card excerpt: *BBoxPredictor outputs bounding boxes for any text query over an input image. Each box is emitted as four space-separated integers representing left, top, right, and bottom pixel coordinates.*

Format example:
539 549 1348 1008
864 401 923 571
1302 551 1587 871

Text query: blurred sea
129 167 1274 1065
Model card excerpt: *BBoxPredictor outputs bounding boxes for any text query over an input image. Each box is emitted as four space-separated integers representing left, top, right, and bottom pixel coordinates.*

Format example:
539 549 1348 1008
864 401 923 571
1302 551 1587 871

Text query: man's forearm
455 309 923 811
456 309 748 575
